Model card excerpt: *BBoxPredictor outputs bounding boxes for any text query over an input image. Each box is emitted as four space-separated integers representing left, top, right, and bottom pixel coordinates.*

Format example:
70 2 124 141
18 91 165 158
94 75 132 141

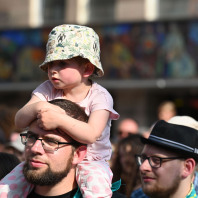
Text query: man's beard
142 174 181 198
23 155 73 186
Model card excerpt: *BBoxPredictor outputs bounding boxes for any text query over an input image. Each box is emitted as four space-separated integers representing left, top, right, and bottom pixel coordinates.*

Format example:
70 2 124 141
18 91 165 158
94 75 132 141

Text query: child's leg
76 161 113 198
0 162 33 198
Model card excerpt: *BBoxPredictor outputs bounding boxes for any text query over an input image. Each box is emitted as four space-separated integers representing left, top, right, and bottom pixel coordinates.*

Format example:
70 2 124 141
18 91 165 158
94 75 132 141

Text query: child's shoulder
33 80 63 100
35 80 52 89
36 80 56 91
39 80 53 87
92 81 110 94
90 81 113 101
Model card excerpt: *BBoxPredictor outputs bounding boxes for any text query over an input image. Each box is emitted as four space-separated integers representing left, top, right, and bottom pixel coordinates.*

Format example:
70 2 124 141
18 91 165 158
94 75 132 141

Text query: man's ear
181 158 196 179
72 145 87 165
83 63 95 77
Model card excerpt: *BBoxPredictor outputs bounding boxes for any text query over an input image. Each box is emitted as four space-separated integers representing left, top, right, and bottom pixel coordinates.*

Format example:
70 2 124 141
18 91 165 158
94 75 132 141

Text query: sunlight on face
140 145 183 198
23 120 74 186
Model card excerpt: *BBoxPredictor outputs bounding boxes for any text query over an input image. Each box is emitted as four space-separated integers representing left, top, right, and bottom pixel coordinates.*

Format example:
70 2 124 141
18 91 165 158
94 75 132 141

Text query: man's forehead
142 144 174 156
29 120 72 141
29 121 53 134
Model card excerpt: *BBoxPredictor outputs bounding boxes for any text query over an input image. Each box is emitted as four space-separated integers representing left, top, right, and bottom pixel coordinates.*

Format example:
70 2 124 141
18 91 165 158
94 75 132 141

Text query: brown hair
70 56 90 66
111 134 144 198
71 56 95 76
49 99 88 148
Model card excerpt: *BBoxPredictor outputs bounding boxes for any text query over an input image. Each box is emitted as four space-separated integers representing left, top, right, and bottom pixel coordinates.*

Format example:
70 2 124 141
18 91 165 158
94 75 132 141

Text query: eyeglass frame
135 154 184 168
20 131 80 152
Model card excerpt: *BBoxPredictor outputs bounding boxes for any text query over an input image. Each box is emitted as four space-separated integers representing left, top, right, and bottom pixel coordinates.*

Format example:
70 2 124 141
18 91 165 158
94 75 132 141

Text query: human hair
49 99 88 148
69 56 95 78
111 134 144 198
70 56 90 66
0 105 18 140
0 152 20 179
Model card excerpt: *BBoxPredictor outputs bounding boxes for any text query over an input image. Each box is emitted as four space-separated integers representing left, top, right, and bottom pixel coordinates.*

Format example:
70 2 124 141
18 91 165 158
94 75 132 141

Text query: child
0 25 119 197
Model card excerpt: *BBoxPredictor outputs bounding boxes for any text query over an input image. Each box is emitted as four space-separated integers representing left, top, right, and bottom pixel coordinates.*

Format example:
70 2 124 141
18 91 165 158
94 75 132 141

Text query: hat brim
39 56 104 77
141 136 198 161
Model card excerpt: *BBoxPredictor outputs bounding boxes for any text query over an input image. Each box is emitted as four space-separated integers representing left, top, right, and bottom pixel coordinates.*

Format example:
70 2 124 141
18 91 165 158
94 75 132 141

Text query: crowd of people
0 23 198 198
1 99 198 198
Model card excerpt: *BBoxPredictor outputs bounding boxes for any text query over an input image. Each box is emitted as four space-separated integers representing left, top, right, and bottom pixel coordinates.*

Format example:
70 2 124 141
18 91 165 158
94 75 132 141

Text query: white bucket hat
39 24 104 77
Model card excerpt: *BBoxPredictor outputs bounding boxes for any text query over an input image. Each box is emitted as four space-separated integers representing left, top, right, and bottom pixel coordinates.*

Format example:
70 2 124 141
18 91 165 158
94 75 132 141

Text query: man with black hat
136 120 198 198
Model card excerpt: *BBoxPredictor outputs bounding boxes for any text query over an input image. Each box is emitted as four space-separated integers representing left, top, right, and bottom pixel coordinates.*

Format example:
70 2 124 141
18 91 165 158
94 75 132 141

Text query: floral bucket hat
39 24 104 77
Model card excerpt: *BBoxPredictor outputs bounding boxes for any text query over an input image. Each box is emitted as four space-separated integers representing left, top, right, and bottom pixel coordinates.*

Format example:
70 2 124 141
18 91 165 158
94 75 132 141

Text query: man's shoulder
131 187 149 198
112 191 127 198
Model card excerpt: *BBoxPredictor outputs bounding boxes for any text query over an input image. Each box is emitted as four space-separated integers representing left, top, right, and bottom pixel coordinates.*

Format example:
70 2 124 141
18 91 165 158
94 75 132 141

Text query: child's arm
37 108 110 144
15 95 64 129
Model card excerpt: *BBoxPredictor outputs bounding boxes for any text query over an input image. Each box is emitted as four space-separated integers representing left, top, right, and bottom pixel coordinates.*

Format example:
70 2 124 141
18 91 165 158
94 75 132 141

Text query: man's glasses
20 131 78 152
135 154 184 168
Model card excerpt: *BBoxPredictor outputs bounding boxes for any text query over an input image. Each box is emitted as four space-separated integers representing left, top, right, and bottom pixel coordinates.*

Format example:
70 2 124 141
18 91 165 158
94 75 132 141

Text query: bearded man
136 120 198 198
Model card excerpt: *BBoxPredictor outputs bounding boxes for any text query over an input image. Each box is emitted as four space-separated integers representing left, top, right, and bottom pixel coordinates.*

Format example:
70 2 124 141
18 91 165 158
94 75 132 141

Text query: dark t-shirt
112 191 126 198
27 188 77 198
27 188 126 198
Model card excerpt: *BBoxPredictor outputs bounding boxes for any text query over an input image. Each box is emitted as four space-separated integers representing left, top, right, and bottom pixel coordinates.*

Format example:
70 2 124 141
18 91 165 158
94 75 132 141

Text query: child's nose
48 64 58 73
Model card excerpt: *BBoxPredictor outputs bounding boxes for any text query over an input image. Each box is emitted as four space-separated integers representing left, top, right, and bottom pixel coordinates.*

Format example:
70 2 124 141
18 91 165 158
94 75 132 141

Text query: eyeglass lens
136 155 161 168
22 133 59 152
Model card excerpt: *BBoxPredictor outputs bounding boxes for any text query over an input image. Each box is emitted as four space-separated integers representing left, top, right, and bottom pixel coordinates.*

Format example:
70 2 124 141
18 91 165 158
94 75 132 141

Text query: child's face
47 59 85 90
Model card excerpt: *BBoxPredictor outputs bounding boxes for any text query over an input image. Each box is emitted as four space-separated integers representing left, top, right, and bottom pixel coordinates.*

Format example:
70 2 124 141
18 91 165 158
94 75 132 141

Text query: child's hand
38 102 66 115
37 108 64 130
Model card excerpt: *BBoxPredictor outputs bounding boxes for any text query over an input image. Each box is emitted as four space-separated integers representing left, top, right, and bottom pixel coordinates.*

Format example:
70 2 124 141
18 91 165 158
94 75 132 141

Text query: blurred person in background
0 152 20 180
111 134 148 198
117 118 139 140
141 101 177 141
141 130 151 139
111 118 139 167
157 101 177 122
0 105 18 140
139 101 177 141
139 126 151 139
0 129 6 152
111 118 139 166
0 105 20 152
4 132 25 161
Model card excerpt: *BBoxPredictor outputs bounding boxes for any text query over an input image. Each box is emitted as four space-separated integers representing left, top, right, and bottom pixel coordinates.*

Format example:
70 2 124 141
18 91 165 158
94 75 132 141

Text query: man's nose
30 139 45 153
139 159 152 172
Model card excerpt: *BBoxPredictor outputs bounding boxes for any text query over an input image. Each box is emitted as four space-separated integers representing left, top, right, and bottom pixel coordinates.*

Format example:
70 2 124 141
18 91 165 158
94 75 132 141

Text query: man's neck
166 182 192 198
34 170 77 196
171 181 193 198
